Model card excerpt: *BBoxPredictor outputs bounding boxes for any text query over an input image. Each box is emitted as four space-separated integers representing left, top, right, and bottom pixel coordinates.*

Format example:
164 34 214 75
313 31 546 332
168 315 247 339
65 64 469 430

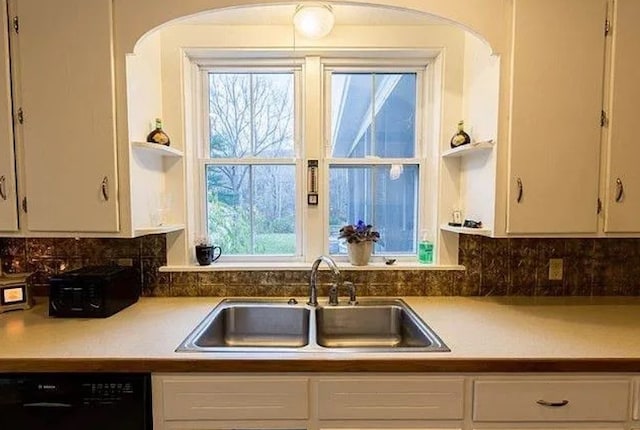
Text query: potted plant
194 236 222 266
338 220 380 266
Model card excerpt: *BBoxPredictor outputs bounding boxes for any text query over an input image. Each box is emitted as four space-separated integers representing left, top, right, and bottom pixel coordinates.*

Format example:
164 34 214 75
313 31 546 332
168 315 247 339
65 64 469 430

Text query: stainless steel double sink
176 298 449 353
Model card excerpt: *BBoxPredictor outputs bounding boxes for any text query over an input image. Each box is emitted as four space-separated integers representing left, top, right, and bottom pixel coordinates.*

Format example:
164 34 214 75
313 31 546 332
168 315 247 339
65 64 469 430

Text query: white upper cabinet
506 0 607 234
0 0 18 232
603 0 640 233
13 0 119 232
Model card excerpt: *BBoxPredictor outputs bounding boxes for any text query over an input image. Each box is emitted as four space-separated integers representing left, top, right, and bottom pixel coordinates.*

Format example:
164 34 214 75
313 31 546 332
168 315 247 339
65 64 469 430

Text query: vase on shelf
146 118 171 146
347 241 373 266
450 120 471 148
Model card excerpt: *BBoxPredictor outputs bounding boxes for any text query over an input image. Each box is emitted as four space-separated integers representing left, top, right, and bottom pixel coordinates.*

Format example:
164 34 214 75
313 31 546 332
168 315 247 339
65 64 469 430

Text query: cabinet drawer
473 380 630 422
161 376 308 421
317 377 464 420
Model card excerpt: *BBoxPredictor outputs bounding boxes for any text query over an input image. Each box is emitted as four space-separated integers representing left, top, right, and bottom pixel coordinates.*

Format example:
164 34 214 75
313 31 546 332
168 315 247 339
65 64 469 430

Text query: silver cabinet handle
0 175 6 200
537 399 569 407
615 178 624 202
101 176 109 201
516 177 523 203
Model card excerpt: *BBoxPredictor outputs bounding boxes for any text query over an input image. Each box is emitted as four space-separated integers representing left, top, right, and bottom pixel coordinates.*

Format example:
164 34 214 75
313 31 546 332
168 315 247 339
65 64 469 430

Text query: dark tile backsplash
0 235 167 296
1 235 639 297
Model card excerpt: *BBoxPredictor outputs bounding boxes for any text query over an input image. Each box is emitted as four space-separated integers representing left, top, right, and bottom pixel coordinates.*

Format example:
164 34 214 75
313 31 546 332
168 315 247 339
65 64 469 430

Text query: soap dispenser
418 230 434 264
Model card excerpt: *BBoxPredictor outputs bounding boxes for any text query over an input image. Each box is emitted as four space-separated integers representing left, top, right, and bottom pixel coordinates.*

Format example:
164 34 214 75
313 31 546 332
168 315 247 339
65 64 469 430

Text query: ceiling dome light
293 4 335 39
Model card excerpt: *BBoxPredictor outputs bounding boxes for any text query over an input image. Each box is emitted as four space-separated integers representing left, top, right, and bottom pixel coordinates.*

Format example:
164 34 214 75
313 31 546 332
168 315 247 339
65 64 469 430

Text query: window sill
159 261 465 272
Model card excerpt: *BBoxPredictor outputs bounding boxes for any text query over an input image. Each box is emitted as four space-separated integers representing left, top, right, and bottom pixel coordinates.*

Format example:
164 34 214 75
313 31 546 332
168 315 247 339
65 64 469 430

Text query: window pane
331 74 372 158
206 165 296 255
253 165 296 255
209 73 294 158
328 165 418 254
374 74 416 158
331 73 416 158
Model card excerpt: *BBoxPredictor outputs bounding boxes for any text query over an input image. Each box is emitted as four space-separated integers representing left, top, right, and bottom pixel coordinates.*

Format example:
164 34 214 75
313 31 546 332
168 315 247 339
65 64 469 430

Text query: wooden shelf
440 224 492 237
134 224 185 237
132 141 184 158
442 140 494 158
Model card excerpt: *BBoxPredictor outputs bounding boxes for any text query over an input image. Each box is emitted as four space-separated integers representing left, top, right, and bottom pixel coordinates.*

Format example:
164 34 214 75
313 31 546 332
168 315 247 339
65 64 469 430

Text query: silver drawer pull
101 176 109 201
0 175 6 200
516 177 523 203
615 178 624 202
537 399 569 407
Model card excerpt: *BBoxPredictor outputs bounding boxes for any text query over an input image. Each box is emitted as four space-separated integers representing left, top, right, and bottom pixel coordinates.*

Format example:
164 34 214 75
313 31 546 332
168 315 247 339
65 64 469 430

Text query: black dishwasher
0 373 151 430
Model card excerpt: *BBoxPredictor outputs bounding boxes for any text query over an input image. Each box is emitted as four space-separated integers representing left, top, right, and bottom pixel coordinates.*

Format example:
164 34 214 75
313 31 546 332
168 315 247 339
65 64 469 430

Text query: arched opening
125 2 500 265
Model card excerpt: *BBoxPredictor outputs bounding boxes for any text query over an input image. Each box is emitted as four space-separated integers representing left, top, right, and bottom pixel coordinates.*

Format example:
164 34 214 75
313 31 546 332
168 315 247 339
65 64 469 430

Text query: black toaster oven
48 266 140 318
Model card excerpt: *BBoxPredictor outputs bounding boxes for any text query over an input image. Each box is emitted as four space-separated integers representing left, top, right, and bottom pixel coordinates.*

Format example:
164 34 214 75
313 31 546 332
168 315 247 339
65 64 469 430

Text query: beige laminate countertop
1 296 640 372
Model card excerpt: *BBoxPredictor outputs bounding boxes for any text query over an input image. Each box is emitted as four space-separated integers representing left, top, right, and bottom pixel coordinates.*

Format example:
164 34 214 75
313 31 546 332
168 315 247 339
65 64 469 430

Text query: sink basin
316 299 449 351
176 299 310 351
177 298 449 353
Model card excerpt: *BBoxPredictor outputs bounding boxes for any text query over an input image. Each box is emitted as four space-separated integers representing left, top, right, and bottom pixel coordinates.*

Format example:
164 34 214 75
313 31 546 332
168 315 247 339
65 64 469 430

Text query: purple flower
338 221 380 243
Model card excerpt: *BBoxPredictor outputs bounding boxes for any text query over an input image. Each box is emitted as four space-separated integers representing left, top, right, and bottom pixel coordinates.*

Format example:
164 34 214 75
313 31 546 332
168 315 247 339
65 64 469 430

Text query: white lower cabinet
316 377 464 421
634 378 639 421
473 379 630 422
153 374 635 430
153 374 309 429
153 374 464 430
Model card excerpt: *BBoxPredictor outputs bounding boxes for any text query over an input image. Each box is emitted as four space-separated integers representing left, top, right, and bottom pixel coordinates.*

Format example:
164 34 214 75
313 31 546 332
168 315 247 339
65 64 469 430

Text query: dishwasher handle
23 402 73 408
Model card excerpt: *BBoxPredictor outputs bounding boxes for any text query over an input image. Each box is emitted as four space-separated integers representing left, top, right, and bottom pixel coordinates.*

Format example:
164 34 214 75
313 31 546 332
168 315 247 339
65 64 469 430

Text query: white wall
113 0 506 56
459 32 500 230
126 31 163 141
126 32 168 230
462 33 499 144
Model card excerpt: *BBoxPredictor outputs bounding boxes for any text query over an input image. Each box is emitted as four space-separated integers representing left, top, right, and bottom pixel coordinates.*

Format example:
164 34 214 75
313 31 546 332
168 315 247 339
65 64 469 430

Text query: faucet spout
308 255 341 306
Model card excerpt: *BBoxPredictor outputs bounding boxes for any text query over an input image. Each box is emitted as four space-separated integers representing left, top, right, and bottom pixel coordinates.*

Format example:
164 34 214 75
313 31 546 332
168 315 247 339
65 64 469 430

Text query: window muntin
328 71 422 256
203 71 298 256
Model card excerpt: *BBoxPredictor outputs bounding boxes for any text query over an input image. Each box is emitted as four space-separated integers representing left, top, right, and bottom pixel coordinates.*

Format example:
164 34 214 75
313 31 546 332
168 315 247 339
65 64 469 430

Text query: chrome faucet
308 255 341 306
328 281 358 306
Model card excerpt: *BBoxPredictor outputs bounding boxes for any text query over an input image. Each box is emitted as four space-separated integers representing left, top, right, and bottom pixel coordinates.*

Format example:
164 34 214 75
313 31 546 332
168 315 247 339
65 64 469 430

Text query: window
194 59 428 261
200 70 300 256
327 71 421 256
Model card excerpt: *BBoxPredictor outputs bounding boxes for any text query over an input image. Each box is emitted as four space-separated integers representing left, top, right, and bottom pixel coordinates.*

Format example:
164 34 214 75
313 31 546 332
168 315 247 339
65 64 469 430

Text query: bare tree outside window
205 73 296 255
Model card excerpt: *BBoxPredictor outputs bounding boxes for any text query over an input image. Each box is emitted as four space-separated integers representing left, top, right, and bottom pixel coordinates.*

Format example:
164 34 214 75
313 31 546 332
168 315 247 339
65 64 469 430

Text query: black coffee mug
195 245 222 266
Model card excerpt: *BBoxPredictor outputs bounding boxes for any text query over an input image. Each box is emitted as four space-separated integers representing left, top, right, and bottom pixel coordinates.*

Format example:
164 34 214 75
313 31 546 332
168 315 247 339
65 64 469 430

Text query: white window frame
321 61 429 263
193 61 305 262
189 55 433 264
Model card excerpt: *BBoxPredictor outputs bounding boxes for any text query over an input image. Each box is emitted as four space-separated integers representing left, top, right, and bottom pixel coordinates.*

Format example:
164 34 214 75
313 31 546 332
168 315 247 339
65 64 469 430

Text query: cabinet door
0 0 18 232
507 0 606 234
15 0 118 232
603 0 640 233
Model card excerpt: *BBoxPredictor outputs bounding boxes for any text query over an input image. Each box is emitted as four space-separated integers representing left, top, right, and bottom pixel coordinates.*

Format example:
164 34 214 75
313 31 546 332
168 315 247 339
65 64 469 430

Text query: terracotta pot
347 241 373 266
